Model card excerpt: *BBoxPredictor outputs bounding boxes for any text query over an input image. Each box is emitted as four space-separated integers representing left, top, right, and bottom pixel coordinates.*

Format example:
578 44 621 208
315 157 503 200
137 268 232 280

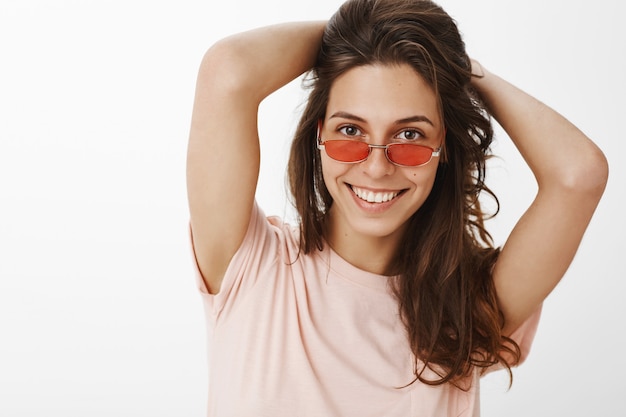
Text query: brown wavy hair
287 0 520 388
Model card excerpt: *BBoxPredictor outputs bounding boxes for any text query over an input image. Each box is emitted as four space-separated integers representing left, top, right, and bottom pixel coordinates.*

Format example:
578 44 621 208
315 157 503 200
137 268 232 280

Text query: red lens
323 140 370 162
322 140 435 166
387 143 432 166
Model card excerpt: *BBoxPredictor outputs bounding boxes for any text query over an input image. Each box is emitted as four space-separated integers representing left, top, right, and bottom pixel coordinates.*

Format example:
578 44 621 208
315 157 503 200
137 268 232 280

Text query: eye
395 129 423 141
338 125 363 137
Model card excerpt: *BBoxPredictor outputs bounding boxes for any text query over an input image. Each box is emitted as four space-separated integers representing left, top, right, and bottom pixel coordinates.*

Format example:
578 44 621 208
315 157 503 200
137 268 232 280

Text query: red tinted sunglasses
316 127 441 167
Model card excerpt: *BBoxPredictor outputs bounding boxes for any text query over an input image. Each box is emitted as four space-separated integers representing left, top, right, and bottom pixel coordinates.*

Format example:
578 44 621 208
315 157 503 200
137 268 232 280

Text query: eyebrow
329 111 435 127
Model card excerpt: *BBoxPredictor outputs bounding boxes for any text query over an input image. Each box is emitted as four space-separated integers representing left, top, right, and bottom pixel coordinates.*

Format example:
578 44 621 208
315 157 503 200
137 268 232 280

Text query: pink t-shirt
192 203 541 417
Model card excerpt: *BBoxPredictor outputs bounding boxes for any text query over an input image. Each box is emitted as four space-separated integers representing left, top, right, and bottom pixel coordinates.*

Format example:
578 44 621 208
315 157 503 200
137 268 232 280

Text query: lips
350 185 402 203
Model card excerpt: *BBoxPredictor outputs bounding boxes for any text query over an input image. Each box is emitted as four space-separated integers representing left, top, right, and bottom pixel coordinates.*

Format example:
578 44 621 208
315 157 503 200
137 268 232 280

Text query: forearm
201 21 326 103
470 61 607 193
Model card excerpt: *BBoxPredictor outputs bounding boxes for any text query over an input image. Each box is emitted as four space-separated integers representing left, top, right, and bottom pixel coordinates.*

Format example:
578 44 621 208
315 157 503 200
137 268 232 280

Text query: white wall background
0 0 623 416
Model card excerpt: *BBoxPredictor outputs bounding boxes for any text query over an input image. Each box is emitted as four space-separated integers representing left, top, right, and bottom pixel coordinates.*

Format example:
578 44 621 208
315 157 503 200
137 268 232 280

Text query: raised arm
470 61 609 335
187 22 325 293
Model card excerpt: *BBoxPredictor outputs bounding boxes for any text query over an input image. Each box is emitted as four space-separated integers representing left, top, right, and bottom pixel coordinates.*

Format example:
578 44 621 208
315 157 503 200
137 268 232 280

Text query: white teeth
351 186 400 203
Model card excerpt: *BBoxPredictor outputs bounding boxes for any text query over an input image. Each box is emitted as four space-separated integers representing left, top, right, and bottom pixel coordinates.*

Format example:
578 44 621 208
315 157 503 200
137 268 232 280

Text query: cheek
320 157 350 187
407 166 440 202
410 164 439 184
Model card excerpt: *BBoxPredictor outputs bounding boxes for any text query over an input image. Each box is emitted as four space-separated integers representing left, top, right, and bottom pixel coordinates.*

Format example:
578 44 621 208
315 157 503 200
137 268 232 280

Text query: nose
361 145 395 178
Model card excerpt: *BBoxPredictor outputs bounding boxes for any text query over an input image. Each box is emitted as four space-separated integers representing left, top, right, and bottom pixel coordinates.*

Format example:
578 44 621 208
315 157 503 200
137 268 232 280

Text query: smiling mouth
350 185 403 203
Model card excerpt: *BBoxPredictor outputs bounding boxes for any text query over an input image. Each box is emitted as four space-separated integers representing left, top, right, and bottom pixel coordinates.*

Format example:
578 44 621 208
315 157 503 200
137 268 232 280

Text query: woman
186 0 608 415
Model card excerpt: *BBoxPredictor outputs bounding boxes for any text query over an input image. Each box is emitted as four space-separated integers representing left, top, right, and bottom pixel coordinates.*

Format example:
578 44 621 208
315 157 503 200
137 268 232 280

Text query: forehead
326 64 441 128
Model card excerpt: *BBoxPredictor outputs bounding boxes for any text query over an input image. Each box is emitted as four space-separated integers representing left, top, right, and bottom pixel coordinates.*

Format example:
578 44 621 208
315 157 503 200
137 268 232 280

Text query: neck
324 212 404 276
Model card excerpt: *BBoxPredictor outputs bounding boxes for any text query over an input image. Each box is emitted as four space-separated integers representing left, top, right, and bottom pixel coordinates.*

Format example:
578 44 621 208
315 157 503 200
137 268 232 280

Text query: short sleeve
509 304 542 366
189 202 280 319
485 304 542 375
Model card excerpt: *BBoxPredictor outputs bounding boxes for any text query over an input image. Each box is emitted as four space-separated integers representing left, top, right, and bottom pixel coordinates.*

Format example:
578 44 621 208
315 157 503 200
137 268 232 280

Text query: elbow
555 144 609 200
575 146 609 197
197 38 260 98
